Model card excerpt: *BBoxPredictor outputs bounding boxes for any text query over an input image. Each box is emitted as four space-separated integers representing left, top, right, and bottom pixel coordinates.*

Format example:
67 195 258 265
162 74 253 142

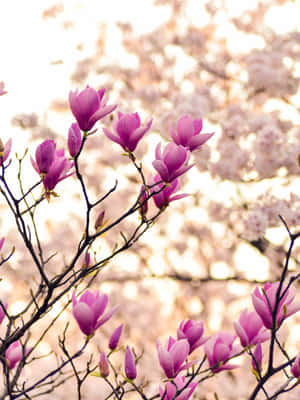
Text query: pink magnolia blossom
0 139 12 166
159 375 198 400
156 336 191 379
291 353 300 378
234 309 270 347
152 142 193 183
148 174 188 210
103 111 152 152
69 86 117 131
170 114 214 152
124 346 137 380
68 123 82 157
5 341 32 369
204 331 241 373
251 282 300 329
72 290 118 336
177 319 208 354
32 143 74 193
32 140 56 174
42 149 73 192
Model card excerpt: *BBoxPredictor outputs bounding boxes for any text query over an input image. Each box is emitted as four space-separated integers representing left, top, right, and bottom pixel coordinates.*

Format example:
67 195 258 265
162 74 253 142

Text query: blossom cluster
1 76 300 400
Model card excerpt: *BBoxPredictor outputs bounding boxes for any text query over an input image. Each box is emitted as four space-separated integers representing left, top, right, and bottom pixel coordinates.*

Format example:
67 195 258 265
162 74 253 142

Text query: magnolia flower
252 282 300 329
31 142 74 194
204 331 241 373
156 336 192 379
159 375 197 400
72 290 118 336
32 140 56 174
152 142 193 183
42 149 73 192
5 341 32 369
69 86 117 131
234 309 270 347
177 319 208 354
103 111 152 152
170 114 214 152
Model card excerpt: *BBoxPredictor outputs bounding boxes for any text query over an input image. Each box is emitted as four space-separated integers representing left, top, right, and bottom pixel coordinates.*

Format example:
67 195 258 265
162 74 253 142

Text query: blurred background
1 0 300 398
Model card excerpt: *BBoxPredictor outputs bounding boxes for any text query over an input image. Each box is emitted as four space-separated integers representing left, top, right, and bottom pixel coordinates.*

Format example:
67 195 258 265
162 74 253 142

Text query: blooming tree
1 0 300 399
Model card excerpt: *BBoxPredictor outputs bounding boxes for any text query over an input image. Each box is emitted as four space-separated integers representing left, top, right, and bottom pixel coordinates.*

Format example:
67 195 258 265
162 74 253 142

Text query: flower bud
99 352 110 378
138 187 148 218
81 252 91 269
109 324 123 350
0 237 5 252
35 140 56 174
0 139 12 166
0 139 4 154
124 346 137 380
0 302 7 325
5 341 32 369
291 353 300 378
251 343 262 372
95 211 105 231
0 82 7 96
177 319 208 354
68 122 82 157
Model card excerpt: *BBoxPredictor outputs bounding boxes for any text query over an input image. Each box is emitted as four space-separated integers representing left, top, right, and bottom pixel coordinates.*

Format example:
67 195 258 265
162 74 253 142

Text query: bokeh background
1 0 300 398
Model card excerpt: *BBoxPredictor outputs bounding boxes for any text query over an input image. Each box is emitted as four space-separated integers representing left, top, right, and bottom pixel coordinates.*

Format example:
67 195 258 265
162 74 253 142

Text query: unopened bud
95 211 105 231
99 352 110 378
124 346 137 380
82 252 91 269
0 237 5 252
0 139 4 154
109 324 123 350
251 344 262 372
138 186 148 218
